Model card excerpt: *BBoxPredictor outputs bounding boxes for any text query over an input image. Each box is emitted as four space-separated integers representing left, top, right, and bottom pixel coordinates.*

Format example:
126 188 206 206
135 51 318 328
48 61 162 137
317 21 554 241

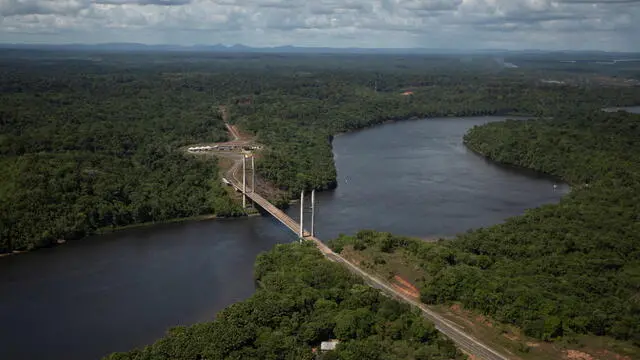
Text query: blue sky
1 0 639 51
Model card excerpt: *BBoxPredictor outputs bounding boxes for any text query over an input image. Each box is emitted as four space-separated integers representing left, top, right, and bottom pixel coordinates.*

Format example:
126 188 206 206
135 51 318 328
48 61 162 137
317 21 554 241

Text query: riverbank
464 136 568 186
330 110 533 139
0 212 266 259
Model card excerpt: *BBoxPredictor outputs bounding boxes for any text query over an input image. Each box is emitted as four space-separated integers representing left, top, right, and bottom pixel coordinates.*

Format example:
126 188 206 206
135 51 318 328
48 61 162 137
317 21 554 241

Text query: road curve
226 157 510 360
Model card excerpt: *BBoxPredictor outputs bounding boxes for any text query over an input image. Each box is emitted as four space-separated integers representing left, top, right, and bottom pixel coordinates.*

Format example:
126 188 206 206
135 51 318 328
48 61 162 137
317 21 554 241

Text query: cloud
558 0 640 3
96 0 192 5
0 0 639 51
400 0 462 12
214 0 305 9
309 0 373 14
0 0 89 16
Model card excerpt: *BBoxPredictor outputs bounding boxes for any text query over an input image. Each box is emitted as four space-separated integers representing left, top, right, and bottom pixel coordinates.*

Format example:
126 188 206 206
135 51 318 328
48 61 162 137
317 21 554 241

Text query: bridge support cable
242 155 247 208
251 156 255 193
299 191 304 241
311 190 315 237
242 153 257 209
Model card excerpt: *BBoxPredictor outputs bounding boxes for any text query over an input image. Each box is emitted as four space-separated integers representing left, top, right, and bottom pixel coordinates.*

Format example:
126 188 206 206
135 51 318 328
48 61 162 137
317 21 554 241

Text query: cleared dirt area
186 105 285 204
390 275 420 299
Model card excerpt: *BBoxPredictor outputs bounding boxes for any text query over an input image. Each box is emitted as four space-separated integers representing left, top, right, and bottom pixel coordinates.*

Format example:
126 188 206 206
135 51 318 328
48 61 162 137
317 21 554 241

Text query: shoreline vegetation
463 138 569 187
0 209 272 258
0 214 221 258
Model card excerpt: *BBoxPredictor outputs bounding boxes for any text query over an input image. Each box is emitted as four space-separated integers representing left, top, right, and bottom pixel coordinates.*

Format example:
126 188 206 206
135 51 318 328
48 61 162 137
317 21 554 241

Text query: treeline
105 243 464 360
329 110 640 346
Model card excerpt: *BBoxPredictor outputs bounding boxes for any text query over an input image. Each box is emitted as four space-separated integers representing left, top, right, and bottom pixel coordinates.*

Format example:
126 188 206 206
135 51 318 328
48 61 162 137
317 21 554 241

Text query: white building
320 340 340 351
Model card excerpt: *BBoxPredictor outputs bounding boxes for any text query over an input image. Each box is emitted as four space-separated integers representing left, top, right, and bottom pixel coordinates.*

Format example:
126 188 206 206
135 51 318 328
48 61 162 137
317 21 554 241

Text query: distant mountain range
0 43 637 56
0 42 504 54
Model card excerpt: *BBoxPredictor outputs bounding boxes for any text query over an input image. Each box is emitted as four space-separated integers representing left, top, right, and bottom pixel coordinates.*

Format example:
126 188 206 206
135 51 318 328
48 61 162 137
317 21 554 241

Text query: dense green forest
0 57 246 253
329 109 640 346
2 50 640 254
105 242 464 360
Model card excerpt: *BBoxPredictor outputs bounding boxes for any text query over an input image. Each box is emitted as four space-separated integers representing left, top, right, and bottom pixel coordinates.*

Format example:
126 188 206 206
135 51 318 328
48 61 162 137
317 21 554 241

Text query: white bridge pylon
299 189 316 242
242 152 255 209
241 152 316 242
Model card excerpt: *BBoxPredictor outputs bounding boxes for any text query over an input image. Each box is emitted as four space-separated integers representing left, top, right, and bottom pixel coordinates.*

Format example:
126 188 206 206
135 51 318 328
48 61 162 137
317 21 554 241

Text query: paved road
226 157 511 360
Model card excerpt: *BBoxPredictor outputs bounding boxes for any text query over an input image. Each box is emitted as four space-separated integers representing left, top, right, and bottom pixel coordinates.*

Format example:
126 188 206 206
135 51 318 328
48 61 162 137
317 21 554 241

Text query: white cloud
0 0 638 50
0 0 89 16
96 0 192 5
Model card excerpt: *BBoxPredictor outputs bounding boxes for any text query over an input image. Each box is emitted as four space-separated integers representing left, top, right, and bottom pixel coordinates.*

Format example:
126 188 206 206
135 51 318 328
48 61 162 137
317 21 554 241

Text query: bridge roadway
226 162 510 360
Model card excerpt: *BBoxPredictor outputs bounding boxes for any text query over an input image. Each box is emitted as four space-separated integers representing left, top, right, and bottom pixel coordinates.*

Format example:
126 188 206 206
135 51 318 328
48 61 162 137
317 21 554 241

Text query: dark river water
0 116 570 360
603 105 640 114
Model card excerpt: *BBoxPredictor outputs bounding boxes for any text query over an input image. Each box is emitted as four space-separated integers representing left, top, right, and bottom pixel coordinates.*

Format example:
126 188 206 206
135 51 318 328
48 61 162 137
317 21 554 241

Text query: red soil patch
391 275 420 298
564 350 595 360
393 275 419 292
391 285 420 299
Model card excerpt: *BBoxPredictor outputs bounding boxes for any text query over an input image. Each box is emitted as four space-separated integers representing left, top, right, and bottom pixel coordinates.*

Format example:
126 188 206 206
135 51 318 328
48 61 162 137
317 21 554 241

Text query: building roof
320 340 340 351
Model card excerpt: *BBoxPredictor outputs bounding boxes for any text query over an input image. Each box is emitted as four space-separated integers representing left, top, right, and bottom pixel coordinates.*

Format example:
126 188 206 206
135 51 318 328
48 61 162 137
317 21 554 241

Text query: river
0 116 570 360
603 105 640 113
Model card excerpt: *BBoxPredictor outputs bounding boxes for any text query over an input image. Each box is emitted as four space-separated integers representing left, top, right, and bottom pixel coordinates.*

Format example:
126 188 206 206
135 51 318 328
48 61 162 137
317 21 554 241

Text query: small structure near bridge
320 340 340 352
188 145 215 152
188 143 259 153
